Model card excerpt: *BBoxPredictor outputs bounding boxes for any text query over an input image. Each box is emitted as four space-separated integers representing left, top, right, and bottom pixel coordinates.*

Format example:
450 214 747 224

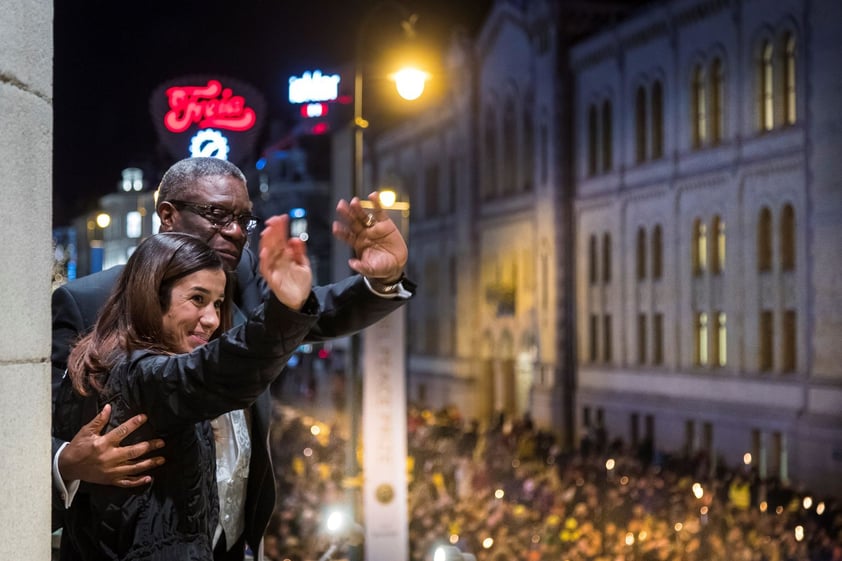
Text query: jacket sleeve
110 295 319 434
236 246 416 342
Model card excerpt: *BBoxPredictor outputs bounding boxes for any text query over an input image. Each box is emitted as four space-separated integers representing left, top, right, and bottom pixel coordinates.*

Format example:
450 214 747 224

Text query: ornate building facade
369 0 842 493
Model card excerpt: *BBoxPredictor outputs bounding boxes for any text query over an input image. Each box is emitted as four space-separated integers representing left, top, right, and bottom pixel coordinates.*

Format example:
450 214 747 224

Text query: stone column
0 1 53 559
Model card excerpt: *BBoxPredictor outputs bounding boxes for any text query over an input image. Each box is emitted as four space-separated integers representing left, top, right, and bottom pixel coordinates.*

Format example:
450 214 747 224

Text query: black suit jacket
51 247 414 556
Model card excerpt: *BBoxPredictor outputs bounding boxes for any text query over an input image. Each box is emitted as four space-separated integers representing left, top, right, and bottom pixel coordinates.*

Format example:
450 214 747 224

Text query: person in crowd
52 156 414 559
54 218 315 558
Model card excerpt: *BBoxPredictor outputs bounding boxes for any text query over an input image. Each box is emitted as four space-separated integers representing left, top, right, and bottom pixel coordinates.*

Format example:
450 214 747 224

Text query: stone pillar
0 1 53 559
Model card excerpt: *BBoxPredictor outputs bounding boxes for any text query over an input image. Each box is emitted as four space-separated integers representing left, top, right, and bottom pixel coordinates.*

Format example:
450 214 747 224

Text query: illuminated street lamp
87 211 111 274
346 4 428 561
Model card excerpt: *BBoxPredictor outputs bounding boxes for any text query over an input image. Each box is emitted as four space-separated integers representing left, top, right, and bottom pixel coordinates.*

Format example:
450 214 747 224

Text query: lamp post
345 5 428 561
87 212 111 274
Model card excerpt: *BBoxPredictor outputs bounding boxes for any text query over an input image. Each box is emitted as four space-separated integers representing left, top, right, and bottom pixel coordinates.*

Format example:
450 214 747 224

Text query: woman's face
162 268 226 353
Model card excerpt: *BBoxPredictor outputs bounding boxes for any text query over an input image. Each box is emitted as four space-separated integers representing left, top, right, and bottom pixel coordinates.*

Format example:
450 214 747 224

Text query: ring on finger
363 213 376 228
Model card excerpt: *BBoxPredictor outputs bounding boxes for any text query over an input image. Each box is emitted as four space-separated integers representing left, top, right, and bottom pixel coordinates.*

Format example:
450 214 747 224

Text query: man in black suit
52 157 414 560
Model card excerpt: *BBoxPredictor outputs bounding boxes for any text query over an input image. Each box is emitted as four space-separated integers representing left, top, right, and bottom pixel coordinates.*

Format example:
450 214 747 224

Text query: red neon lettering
164 80 256 133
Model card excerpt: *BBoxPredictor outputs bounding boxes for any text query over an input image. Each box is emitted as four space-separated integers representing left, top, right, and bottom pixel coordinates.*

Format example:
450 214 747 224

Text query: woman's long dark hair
67 232 232 396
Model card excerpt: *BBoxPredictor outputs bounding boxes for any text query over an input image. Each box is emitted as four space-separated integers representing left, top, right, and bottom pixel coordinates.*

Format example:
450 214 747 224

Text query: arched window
692 64 707 148
502 96 517 195
693 218 708 276
758 207 773 272
635 85 648 163
587 104 598 176
760 40 774 131
715 312 727 367
483 106 497 200
589 234 598 284
601 100 613 172
636 227 647 280
522 100 534 191
783 33 797 125
602 232 612 283
652 224 663 279
652 80 664 159
712 215 725 274
780 203 795 271
695 312 709 366
710 58 724 144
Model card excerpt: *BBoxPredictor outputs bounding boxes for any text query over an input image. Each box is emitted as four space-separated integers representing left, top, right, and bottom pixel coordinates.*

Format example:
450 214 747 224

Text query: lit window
693 219 708 276
692 64 707 148
712 216 725 274
783 33 797 125
715 312 727 367
126 211 142 239
695 312 709 366
710 58 724 144
760 41 774 131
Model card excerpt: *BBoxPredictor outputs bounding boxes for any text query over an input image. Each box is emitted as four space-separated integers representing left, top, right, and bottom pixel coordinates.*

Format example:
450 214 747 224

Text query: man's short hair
156 157 247 206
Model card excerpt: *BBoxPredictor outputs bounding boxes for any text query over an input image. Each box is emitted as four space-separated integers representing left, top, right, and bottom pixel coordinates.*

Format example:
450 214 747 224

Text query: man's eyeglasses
168 200 260 233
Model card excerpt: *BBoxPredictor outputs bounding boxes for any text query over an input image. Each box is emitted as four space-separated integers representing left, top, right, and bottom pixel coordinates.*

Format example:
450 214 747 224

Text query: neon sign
288 70 340 104
164 80 256 133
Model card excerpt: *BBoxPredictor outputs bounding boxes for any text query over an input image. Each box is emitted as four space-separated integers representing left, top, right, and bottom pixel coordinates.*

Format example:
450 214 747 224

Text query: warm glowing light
378 189 397 208
692 482 704 499
802 496 813 510
638 531 648 541
776 506 784 515
449 534 459 544
674 522 683 532
482 537 494 549
619 475 629 485
817 502 826 515
392 67 429 101
743 452 752 465
303 447 313 457
760 501 768 513
700 506 709 516
605 458 615 471
96 213 111 229
625 532 635 546
311 425 321 436
531 534 540 544
326 510 345 534
494 489 505 500
794 525 804 542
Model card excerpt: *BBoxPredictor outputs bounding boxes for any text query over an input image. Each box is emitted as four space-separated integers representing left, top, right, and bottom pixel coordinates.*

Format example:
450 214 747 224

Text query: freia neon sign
164 79 257 133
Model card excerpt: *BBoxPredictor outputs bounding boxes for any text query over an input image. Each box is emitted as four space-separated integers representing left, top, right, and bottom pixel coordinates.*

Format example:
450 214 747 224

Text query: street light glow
392 67 429 101
96 213 111 228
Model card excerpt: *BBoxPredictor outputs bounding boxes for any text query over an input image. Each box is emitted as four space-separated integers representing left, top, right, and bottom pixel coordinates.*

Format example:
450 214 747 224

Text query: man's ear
157 202 176 232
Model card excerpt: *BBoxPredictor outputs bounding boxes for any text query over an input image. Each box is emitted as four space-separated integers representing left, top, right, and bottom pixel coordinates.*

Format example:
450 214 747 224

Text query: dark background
53 0 492 226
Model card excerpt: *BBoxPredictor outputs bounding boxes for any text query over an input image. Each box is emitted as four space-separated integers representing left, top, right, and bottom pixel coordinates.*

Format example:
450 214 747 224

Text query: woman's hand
258 214 312 310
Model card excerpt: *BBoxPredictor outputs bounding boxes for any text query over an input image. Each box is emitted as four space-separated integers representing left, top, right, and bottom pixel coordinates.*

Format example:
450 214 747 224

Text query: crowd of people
263 401 842 561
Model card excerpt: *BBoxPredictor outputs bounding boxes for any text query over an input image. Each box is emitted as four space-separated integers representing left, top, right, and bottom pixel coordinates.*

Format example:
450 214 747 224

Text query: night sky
53 0 492 226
